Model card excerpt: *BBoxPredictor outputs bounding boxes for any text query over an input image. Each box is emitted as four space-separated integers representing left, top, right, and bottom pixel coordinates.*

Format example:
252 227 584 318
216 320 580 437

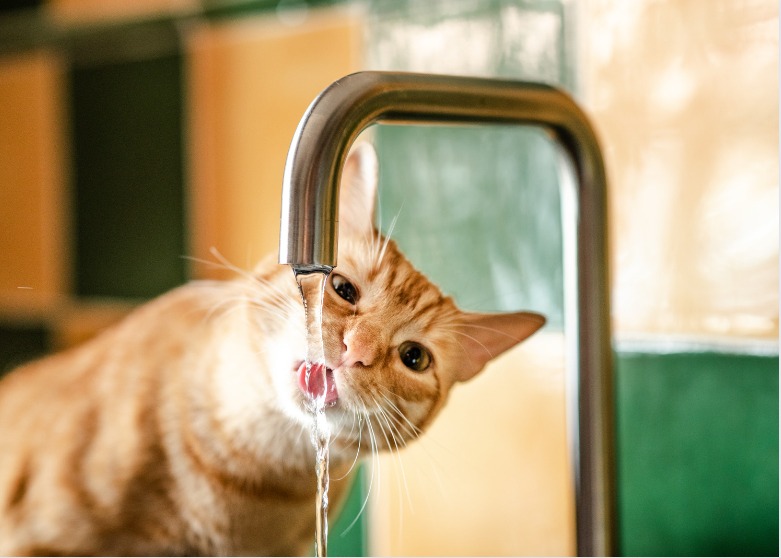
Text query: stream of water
293 266 333 558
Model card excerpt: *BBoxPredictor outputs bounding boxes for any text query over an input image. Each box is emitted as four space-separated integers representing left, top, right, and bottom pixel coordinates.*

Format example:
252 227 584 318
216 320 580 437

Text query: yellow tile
368 332 575 556
0 51 68 307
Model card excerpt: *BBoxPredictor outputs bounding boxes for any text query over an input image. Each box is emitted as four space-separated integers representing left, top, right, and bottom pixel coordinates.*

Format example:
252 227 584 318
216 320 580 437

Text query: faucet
278 71 615 557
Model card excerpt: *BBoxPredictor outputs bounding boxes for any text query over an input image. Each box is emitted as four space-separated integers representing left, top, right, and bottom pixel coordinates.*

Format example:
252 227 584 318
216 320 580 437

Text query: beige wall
186 8 363 279
369 332 574 556
585 0 778 340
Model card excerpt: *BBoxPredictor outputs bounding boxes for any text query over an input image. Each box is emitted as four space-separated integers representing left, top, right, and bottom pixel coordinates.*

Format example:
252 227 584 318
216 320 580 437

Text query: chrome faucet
278 71 615 556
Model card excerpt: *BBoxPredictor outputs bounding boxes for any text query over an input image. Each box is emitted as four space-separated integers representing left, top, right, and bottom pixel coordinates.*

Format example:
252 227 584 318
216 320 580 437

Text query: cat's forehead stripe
367 242 458 326
384 265 438 313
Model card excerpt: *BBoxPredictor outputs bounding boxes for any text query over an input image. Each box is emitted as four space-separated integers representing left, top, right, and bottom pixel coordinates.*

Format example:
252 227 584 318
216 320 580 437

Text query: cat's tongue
297 362 338 406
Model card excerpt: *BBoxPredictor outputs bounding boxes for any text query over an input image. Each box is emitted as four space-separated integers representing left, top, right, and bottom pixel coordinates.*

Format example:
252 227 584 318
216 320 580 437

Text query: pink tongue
298 362 338 405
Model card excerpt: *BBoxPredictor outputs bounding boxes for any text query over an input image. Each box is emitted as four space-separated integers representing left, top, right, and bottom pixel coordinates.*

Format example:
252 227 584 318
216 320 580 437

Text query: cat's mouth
295 361 339 406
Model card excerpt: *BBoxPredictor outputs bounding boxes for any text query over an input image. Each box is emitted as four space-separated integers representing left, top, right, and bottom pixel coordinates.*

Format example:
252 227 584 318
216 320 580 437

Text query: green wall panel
329 466 369 557
70 50 186 300
0 323 50 377
376 125 564 325
369 0 576 327
616 350 779 556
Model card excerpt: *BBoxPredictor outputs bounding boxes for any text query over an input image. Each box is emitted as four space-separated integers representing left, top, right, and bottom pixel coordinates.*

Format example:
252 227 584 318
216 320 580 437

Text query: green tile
0 323 50 376
70 50 186 299
616 351 779 556
0 0 42 13
329 466 369 556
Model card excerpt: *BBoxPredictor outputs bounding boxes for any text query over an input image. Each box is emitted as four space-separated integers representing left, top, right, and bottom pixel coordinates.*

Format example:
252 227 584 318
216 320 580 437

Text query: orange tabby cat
0 144 544 556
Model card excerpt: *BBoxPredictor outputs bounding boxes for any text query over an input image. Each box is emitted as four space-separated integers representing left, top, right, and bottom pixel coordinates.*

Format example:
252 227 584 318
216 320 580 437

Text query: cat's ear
454 311 546 382
339 142 378 237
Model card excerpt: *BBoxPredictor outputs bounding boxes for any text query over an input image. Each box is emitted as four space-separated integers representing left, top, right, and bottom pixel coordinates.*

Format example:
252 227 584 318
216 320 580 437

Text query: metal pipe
279 71 615 556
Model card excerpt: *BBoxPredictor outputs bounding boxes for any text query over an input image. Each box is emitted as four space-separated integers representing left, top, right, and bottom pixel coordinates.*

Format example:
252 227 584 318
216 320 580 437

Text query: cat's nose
341 327 379 368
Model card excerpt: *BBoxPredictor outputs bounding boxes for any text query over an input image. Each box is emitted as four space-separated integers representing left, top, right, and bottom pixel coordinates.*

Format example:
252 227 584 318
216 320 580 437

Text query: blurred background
0 0 777 555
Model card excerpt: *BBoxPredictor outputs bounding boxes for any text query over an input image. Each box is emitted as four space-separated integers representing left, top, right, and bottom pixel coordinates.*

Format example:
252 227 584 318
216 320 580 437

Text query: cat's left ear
454 311 546 382
339 142 378 237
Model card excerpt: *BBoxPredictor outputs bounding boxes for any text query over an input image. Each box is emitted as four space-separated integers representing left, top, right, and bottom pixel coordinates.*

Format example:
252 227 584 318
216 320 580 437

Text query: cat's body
0 145 544 556
0 276 350 555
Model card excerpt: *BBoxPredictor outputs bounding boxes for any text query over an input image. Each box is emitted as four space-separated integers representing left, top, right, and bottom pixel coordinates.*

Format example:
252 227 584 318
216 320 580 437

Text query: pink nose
341 328 379 368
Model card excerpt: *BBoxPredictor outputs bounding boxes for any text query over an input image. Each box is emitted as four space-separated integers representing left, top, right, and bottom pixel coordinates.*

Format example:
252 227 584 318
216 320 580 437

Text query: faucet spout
278 71 615 556
280 71 600 267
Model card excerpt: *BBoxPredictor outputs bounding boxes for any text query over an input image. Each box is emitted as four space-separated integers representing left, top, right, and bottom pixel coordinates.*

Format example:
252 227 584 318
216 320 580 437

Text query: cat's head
273 144 544 455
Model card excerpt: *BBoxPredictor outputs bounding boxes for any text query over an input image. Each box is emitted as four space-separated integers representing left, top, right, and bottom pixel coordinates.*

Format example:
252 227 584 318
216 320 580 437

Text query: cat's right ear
339 142 378 237
454 311 546 382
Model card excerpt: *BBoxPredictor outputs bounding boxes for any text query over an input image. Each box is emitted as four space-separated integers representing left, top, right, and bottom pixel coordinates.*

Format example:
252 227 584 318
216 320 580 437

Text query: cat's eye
398 341 431 372
331 274 359 305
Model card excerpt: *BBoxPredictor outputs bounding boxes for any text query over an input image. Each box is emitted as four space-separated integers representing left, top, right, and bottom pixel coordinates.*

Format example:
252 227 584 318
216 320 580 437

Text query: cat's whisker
250 283 300 309
329 413 350 445
373 203 404 272
380 411 408 467
362 407 384 503
359 392 414 456
185 247 270 287
376 211 401 270
205 247 256 281
377 399 413 445
345 412 364 463
198 251 302 317
363 227 379 266
331 410 364 474
441 327 494 359
195 298 259 336
372 413 407 516
377 390 423 440
181 252 252 280
369 395 416 516
374 403 401 452
332 442 361 482
454 322 529 341
334 413 377 538
373 391 451 506
242 286 301 316
195 288 297 333
368 399 393 453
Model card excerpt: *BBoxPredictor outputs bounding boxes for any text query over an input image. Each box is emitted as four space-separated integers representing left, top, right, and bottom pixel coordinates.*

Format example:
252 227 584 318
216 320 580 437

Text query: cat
0 143 545 556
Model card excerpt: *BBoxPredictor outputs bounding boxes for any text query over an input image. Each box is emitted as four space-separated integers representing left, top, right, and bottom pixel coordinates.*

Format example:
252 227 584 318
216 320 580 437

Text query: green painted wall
616 350 779 557
0 323 50 376
327 467 369 556
370 0 576 326
376 125 564 324
69 30 186 300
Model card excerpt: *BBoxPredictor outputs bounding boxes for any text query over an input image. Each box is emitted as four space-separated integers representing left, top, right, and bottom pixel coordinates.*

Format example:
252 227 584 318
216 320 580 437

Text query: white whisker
376 205 403 269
